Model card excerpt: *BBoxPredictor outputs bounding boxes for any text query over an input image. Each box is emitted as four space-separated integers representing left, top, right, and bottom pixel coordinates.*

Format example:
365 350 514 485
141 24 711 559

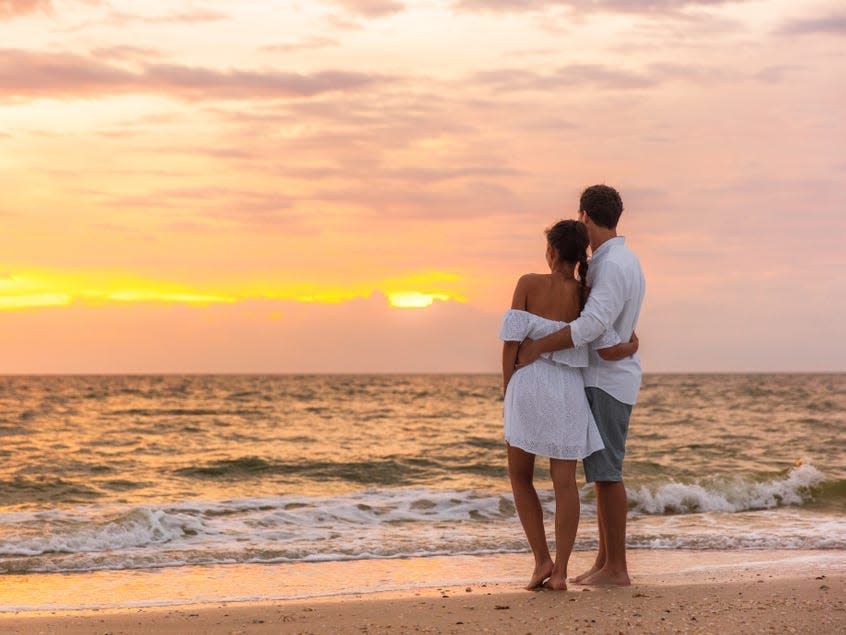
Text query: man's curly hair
580 184 623 230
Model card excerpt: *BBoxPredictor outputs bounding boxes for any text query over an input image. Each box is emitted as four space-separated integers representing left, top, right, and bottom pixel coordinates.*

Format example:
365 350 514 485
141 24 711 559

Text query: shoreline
1 575 842 634
2 549 844 613
1 550 844 633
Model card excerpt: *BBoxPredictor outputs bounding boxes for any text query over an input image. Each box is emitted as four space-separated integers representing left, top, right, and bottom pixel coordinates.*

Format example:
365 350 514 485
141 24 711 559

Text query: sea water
0 374 843 605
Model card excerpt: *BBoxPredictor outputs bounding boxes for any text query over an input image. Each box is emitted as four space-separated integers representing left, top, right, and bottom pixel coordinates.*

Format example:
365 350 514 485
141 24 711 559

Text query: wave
171 455 495 485
2 465 844 574
0 508 204 558
0 477 103 506
628 462 828 515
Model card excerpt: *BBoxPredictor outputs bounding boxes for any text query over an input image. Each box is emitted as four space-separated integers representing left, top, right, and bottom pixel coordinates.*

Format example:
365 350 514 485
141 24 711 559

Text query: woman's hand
629 331 639 353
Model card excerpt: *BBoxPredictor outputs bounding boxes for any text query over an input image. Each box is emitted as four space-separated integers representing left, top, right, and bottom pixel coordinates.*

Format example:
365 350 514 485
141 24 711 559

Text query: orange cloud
0 0 51 18
0 295 500 373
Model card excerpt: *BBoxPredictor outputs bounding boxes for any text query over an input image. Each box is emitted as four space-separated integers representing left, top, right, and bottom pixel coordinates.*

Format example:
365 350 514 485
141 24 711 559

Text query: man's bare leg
507 444 553 589
545 458 578 590
579 480 630 587
572 483 606 584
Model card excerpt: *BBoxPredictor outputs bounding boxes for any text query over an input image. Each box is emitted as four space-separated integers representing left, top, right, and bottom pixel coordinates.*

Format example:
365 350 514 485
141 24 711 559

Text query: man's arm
569 262 627 347
516 326 574 368
596 331 638 361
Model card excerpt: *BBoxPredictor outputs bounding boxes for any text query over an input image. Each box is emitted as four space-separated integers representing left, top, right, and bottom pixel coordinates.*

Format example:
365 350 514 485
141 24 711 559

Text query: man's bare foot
579 568 630 587
525 560 554 590
571 564 603 585
543 572 567 591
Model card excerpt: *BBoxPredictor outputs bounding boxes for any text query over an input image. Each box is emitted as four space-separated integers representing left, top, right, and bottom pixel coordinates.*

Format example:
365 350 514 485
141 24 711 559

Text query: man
517 184 645 587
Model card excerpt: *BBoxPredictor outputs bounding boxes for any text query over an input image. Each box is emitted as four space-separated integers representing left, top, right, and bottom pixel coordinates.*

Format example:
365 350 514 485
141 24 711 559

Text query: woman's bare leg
507 444 553 589
546 458 578 590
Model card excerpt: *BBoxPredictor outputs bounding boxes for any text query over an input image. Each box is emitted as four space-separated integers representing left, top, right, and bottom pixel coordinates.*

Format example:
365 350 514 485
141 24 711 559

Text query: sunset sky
1 0 844 373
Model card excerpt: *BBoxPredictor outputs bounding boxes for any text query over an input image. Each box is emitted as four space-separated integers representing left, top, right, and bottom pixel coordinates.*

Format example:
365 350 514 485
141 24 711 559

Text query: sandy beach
2 550 843 634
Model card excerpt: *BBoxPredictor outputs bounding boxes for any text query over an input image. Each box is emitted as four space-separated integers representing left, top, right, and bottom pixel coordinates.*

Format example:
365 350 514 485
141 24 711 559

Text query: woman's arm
502 340 519 395
502 275 532 393
596 331 639 361
510 274 531 310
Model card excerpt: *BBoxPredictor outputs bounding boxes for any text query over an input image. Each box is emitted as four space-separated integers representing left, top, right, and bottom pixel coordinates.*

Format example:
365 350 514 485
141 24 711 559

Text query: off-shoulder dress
499 309 619 460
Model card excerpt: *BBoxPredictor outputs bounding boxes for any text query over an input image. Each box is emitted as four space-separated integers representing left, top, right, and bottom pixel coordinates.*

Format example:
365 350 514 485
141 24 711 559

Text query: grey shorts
583 387 633 483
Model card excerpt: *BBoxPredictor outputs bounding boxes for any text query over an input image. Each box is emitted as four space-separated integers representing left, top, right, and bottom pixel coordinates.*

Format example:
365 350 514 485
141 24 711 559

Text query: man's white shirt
552 236 646 405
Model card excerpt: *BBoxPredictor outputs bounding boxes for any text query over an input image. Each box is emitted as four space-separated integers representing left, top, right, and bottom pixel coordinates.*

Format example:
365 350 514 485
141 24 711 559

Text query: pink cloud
106 8 228 25
776 13 846 36
260 37 340 53
0 0 51 18
453 0 750 15
0 0 99 19
332 0 406 18
0 49 391 100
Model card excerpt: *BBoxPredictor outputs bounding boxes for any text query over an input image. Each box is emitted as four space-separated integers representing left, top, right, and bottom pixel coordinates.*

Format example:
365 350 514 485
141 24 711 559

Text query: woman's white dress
500 309 618 460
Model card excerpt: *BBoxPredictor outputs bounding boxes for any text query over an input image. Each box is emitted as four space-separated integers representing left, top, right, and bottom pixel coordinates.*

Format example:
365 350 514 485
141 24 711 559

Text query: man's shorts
583 387 633 483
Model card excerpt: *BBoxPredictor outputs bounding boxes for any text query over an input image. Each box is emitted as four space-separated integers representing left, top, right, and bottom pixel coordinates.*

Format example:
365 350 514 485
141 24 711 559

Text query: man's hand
629 331 639 353
515 338 542 369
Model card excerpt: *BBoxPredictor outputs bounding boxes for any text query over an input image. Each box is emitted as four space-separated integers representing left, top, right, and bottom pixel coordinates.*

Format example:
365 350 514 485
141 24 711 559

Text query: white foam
1 468 841 574
629 462 825 514
0 508 206 557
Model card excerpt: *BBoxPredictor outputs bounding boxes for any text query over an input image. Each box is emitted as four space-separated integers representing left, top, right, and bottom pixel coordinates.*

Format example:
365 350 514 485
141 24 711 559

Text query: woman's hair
545 219 589 310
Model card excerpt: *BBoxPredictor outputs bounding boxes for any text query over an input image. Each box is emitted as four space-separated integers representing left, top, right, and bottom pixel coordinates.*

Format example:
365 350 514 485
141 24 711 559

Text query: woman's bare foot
525 559 554 590
571 564 602 585
543 571 567 591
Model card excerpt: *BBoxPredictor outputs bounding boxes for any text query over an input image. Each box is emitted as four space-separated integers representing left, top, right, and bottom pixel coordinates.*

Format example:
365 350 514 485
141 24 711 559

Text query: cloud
0 49 134 98
143 64 387 99
470 65 657 91
1 0 100 20
0 0 50 18
98 186 306 230
0 48 391 100
0 295 501 373
260 37 340 53
453 0 748 15
89 45 167 62
776 13 846 36
105 8 228 25
468 61 782 93
331 0 406 18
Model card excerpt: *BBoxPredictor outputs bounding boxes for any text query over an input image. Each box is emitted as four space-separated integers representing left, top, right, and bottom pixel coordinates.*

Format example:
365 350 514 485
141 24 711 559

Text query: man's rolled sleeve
570 262 627 348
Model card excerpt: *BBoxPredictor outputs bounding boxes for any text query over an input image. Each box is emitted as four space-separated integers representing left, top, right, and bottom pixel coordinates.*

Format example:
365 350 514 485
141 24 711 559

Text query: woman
500 220 637 590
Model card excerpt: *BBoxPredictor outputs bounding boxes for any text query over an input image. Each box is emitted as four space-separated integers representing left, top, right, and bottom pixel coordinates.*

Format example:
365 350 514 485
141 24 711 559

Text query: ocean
0 373 844 608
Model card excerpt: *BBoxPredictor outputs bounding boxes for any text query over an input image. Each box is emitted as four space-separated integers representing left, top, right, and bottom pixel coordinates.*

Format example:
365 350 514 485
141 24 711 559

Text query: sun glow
0 270 468 311
0 293 72 309
387 292 451 309
0 271 237 310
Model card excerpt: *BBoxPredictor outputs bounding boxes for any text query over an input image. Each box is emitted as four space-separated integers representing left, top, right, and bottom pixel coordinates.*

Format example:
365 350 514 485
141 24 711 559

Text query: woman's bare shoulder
515 272 549 287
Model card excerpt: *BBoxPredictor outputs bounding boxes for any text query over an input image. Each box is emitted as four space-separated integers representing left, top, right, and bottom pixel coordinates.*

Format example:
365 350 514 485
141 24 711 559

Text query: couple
500 184 645 591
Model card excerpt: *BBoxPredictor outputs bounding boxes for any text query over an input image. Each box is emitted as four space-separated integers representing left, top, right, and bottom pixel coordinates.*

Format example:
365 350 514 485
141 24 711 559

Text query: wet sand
1 550 843 633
